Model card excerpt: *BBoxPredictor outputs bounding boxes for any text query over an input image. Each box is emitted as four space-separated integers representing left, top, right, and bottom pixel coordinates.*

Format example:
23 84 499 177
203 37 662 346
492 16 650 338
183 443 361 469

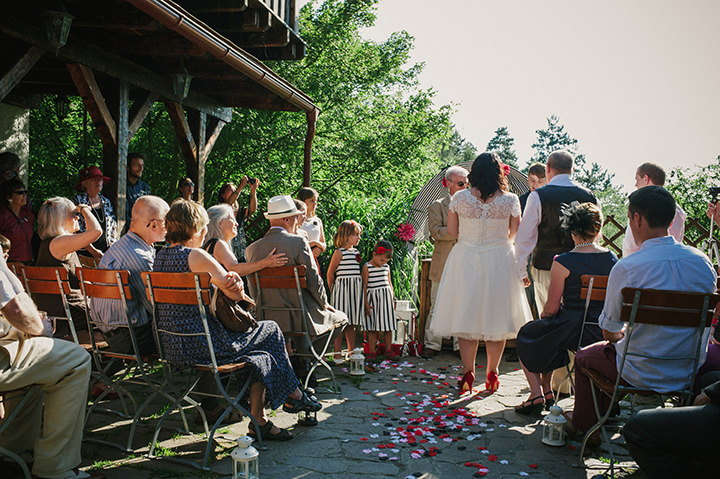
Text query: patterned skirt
366 286 396 332
331 276 364 327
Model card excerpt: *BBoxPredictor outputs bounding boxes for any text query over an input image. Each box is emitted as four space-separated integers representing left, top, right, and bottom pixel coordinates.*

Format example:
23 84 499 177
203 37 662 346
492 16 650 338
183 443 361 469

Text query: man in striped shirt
91 195 169 355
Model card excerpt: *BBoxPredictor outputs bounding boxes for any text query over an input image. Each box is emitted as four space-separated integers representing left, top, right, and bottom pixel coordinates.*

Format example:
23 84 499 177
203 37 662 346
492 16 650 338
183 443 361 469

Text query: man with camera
622 162 686 257
217 176 259 263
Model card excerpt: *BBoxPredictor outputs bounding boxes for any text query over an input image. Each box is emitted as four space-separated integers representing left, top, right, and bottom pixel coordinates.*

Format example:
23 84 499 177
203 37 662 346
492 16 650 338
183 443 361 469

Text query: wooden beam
164 100 198 167
202 118 226 161
128 92 158 138
0 46 44 102
242 8 271 32
0 14 232 122
67 63 117 147
184 0 249 13
110 80 130 232
217 29 290 48
303 108 318 187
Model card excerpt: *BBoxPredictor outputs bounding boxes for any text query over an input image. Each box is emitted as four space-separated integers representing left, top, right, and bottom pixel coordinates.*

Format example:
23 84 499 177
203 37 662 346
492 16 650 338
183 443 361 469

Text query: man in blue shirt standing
126 152 152 229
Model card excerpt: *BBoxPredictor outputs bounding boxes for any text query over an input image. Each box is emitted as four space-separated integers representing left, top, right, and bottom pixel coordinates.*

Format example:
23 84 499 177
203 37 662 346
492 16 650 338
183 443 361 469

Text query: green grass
152 444 177 457
88 459 116 471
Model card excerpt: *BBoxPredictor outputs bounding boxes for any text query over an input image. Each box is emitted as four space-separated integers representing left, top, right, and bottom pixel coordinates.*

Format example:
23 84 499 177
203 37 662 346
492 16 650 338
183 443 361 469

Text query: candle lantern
541 404 567 447
349 347 366 376
297 387 318 426
231 435 259 479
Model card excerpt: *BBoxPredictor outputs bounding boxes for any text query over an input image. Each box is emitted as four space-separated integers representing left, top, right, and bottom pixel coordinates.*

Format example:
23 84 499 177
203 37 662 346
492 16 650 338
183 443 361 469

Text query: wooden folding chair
18 265 80 344
142 271 261 470
578 287 719 477
0 387 35 479
78 255 101 269
251 264 341 393
553 274 609 397
78 267 171 452
6 261 23 276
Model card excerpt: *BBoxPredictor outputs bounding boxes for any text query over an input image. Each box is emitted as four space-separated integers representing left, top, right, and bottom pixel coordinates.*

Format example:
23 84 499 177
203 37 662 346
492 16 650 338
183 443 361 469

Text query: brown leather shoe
423 348 439 358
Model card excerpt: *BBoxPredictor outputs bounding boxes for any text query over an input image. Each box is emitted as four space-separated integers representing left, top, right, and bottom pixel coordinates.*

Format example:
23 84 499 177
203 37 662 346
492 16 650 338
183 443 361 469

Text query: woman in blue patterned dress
154 199 321 441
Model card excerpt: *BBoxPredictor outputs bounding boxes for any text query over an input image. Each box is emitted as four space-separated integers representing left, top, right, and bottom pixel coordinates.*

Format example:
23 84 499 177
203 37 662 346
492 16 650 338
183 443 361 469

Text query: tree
529 115 614 191
486 126 518 168
437 130 476 167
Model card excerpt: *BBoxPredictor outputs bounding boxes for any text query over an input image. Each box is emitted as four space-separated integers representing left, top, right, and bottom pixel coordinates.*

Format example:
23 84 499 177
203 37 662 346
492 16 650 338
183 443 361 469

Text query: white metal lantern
349 347 366 376
231 436 259 479
541 404 567 447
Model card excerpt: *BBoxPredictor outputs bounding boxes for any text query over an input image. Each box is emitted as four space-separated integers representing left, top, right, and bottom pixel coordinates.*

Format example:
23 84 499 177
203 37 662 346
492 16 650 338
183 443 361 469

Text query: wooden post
303 108 318 187
115 80 129 232
0 46 44 102
166 102 227 206
417 259 432 344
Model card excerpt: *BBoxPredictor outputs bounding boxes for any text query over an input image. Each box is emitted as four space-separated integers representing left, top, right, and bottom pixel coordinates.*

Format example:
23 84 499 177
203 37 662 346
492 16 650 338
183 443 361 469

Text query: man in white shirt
621 162 686 257
515 150 597 312
0 258 101 479
570 186 716 436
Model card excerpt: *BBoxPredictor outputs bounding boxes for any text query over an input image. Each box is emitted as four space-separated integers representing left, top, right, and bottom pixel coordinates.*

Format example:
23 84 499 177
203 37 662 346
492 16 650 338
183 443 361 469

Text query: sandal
248 420 293 441
514 395 545 415
543 391 555 410
283 390 322 414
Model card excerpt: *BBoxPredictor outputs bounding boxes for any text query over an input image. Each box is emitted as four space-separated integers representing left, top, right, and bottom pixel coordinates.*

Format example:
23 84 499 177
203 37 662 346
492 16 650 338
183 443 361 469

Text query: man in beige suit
246 195 347 342
423 165 468 357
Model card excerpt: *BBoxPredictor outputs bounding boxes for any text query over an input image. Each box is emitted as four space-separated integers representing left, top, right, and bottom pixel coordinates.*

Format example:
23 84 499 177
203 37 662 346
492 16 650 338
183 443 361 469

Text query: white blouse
299 216 324 243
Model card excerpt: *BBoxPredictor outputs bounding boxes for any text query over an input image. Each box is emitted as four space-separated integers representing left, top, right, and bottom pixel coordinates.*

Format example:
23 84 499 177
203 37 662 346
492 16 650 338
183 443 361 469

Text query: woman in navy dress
514 202 618 414
154 199 320 441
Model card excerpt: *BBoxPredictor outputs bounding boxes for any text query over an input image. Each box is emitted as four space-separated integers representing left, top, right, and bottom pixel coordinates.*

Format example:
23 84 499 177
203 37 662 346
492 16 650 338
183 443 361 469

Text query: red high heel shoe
485 371 499 393
457 371 475 392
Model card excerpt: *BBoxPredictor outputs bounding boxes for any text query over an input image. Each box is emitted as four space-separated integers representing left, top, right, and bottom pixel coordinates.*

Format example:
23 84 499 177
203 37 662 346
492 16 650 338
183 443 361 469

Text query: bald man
515 150 598 312
91 195 169 355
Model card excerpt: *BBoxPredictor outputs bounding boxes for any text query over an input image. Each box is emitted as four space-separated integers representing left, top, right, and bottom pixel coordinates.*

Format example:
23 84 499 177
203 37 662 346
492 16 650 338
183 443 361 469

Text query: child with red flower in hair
327 220 364 363
362 240 397 360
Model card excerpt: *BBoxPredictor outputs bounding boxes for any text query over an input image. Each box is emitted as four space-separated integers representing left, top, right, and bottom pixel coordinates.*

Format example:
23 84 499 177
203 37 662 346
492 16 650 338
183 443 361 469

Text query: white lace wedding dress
429 189 532 340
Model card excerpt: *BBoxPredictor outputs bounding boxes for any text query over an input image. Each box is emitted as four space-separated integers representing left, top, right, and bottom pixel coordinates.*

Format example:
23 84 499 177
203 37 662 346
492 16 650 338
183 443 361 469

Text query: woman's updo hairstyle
469 152 507 201
559 201 603 240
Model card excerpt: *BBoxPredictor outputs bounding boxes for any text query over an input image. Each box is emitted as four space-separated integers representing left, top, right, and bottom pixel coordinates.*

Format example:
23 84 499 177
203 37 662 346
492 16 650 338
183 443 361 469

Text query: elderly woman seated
35 197 102 335
203 204 287 275
514 202 618 414
153 199 320 440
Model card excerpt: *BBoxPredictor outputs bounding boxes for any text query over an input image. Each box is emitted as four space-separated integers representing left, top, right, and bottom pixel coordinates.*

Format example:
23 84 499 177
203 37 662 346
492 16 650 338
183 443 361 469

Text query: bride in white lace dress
430 152 532 393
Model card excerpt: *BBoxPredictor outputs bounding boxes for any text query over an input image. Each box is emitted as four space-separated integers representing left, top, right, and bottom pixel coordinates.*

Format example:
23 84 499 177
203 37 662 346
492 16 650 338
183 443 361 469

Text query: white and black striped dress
365 263 396 332
330 247 364 326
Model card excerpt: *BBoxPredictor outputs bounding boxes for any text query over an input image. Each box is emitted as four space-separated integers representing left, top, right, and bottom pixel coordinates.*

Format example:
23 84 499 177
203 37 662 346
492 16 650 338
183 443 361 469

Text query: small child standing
327 220 364 363
362 240 397 360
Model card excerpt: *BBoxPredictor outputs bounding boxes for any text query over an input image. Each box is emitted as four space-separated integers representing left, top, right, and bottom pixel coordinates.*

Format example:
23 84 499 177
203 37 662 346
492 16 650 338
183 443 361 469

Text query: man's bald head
546 149 574 175
130 196 169 244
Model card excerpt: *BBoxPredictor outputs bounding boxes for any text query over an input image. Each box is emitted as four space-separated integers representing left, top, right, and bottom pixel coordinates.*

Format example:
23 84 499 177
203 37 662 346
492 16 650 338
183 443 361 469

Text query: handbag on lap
210 287 258 333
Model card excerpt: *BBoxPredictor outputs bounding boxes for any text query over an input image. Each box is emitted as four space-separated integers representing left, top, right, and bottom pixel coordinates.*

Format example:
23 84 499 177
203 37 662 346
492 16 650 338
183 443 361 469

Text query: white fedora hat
264 195 300 219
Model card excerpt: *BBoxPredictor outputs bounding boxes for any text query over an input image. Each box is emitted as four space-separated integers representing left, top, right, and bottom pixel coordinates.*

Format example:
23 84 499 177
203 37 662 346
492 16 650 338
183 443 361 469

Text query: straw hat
264 195 300 219
75 165 110 192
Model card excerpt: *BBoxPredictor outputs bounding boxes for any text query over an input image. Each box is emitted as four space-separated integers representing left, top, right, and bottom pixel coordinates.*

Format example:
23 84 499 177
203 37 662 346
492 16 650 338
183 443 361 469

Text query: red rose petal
529 463 538 469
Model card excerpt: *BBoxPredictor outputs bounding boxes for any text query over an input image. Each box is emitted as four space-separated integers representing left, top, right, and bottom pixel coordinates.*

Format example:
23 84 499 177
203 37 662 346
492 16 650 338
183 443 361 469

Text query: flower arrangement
396 222 416 242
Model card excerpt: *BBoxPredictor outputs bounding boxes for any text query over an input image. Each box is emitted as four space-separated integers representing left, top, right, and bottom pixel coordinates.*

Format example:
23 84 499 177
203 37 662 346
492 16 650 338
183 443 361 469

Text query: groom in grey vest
514 149 597 313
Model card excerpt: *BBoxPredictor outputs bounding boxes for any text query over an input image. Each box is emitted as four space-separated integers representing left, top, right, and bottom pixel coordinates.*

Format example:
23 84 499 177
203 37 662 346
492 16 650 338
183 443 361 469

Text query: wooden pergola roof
0 0 319 227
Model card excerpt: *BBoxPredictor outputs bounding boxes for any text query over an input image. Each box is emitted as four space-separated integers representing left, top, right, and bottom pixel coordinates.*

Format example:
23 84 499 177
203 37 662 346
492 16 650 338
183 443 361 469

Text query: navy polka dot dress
154 245 299 409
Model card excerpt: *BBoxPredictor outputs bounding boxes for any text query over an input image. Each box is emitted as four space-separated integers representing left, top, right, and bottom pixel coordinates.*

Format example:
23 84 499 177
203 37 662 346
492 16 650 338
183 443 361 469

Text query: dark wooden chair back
580 275 609 301
78 255 101 268
620 288 720 327
251 264 307 290
19 265 71 296
141 271 212 306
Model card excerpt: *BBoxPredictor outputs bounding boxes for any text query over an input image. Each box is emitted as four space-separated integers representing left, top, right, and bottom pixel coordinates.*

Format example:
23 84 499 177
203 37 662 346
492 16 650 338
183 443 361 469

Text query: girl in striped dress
327 220 364 363
362 240 397 360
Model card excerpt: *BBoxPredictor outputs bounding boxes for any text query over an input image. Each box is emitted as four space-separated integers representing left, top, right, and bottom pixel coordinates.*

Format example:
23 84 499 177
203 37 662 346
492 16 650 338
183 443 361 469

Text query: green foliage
436 131 477 167
486 126 518 168
528 115 615 192
666 159 720 243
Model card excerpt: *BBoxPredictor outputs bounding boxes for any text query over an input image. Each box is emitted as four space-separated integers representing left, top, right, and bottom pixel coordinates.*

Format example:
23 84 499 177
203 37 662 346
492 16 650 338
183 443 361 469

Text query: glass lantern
231 436 259 479
297 408 318 426
349 347 366 376
541 404 567 447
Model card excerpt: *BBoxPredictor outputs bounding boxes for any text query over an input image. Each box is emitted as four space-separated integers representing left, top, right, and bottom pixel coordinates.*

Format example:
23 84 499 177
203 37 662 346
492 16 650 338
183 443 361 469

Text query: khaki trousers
0 337 91 478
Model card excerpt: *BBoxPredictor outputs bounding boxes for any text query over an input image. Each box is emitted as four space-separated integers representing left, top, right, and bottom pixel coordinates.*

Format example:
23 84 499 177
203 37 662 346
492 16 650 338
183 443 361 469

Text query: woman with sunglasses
176 177 195 202
0 178 34 263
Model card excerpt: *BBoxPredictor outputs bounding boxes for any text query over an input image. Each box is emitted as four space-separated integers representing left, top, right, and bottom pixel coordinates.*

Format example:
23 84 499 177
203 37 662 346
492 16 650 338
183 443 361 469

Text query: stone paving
7 350 644 479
